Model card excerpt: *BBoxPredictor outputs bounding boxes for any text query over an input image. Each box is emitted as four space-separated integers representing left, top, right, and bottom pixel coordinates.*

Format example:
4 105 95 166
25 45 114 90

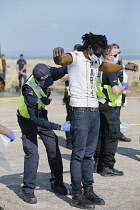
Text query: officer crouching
17 63 70 204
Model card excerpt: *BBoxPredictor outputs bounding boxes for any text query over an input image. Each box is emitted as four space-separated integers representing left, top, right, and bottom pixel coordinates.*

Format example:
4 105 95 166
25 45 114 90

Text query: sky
0 0 140 58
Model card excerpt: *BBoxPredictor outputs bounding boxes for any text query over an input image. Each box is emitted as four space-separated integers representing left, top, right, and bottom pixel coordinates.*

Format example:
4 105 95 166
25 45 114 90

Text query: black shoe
101 167 124 176
70 189 95 209
23 193 37 204
66 141 72 150
51 184 68 195
83 185 105 205
119 136 131 142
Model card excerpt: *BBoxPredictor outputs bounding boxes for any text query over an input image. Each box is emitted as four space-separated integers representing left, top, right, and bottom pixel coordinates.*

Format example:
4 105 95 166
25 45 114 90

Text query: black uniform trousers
17 114 63 194
95 102 120 168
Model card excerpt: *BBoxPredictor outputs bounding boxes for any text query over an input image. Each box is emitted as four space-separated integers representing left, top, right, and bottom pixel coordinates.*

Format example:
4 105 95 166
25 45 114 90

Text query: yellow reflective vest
18 75 48 118
96 71 122 107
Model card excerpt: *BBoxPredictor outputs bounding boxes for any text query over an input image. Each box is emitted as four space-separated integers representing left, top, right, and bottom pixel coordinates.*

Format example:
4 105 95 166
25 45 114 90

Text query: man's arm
112 85 125 95
106 72 127 95
16 64 20 73
60 74 68 82
5 62 8 73
53 47 139 72
99 62 139 73
50 66 68 80
0 124 9 135
0 124 15 141
20 64 26 73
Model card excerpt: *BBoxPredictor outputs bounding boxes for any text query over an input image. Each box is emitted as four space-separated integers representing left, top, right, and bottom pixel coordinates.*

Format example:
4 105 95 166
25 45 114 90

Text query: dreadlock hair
81 32 108 52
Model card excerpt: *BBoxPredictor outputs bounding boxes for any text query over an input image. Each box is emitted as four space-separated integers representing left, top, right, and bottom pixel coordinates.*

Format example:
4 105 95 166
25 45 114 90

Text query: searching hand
121 82 128 90
5 129 15 142
61 121 71 132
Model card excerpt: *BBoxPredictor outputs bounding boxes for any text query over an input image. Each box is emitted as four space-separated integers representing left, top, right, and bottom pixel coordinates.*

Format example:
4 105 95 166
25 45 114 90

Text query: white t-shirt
68 51 102 107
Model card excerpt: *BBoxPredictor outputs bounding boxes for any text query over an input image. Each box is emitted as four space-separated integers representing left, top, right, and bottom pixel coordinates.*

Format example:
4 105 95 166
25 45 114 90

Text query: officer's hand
53 47 65 57
125 63 139 72
121 82 128 90
5 129 15 142
61 121 71 132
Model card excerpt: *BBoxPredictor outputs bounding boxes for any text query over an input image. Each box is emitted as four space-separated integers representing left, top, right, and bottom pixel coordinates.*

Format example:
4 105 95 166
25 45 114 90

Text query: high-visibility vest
18 75 49 118
96 71 122 107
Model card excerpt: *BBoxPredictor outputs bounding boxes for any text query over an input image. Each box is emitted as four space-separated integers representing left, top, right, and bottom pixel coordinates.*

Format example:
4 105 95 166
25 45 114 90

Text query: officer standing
94 44 129 176
17 63 70 204
16 54 27 91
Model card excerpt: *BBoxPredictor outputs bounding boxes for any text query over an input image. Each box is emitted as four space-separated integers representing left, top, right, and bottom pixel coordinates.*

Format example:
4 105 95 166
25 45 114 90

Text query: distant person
60 44 82 150
16 54 27 90
0 124 15 141
0 54 8 80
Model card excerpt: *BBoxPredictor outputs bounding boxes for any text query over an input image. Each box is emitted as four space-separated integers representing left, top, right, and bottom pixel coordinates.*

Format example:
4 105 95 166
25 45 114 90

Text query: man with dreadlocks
53 32 138 209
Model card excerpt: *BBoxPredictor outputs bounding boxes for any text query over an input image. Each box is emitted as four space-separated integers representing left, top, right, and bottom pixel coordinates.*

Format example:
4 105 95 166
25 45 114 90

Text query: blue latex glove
5 129 15 142
121 82 128 90
61 121 71 132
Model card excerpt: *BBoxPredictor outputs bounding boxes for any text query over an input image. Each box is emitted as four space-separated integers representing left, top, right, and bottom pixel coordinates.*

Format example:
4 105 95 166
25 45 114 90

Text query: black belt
72 107 98 112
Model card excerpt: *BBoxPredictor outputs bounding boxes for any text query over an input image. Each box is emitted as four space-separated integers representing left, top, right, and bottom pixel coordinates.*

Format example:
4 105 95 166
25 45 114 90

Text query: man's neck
82 50 90 60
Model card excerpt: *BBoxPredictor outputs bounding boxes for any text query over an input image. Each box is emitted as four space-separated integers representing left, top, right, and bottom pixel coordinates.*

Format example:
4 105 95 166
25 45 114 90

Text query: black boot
23 193 37 204
119 135 131 142
101 167 124 176
51 184 68 195
83 185 105 205
70 188 95 209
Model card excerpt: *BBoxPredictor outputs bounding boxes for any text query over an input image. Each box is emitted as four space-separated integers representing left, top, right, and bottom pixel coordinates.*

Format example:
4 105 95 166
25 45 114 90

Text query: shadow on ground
117 147 140 161
0 171 71 202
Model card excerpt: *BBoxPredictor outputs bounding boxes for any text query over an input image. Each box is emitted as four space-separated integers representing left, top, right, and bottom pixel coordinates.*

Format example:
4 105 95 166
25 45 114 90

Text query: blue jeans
70 109 100 190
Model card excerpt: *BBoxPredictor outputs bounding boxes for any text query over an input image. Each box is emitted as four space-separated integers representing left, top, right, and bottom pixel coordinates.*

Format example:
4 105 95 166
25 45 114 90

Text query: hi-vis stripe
0 97 19 102
26 80 43 96
26 80 43 105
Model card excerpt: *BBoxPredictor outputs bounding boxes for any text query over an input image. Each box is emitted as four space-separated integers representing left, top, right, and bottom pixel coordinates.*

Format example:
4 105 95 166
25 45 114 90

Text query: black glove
40 96 52 105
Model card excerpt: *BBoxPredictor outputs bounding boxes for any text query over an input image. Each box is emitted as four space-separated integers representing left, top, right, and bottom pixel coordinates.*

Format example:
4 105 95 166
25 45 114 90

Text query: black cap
33 64 53 88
